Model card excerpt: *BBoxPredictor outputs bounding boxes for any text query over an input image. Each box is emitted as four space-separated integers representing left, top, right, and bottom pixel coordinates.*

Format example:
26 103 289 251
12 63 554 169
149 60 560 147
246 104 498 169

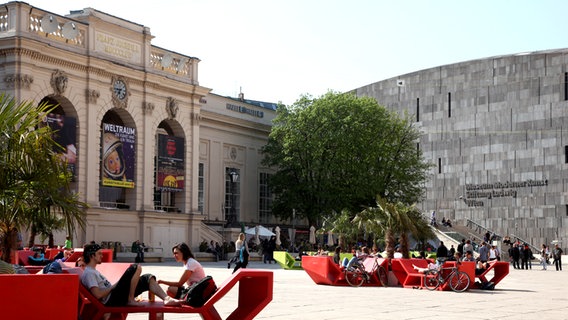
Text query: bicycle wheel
376 265 388 287
449 271 470 292
345 265 365 287
423 270 440 290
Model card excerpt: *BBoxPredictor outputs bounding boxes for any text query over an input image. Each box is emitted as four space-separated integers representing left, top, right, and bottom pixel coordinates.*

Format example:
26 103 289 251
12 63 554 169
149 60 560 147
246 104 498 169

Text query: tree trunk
1 227 18 263
385 229 395 259
27 224 37 248
48 233 55 248
400 232 410 258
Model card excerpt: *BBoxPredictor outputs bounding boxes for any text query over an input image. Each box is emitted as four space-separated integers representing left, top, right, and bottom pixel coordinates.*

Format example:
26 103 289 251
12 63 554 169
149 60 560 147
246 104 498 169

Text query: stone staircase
434 219 544 263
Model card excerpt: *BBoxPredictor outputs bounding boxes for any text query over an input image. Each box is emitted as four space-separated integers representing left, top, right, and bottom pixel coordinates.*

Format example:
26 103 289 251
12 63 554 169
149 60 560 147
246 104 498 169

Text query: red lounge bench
17 248 112 265
474 261 509 289
302 255 388 286
302 255 347 286
79 263 273 320
0 273 79 320
65 248 113 263
16 249 36 265
391 259 475 290
391 258 430 288
360 256 389 286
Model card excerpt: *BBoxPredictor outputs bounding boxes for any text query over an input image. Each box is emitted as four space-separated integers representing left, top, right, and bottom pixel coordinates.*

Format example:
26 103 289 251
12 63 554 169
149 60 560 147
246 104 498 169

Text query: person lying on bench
28 250 52 266
81 243 182 307
412 262 439 273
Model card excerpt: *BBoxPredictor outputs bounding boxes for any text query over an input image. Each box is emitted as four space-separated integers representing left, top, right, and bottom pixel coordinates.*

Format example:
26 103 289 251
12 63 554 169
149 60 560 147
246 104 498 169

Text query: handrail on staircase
465 219 502 241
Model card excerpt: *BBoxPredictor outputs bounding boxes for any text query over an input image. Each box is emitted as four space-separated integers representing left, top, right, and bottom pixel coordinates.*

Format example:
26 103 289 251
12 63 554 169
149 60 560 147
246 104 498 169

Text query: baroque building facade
355 49 568 250
0 2 277 256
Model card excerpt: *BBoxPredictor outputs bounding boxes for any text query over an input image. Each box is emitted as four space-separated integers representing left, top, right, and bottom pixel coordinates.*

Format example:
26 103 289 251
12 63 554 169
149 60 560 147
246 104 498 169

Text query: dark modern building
355 49 568 250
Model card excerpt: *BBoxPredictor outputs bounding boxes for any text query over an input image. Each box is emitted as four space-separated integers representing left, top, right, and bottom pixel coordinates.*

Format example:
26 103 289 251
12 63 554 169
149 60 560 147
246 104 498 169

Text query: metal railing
466 219 502 241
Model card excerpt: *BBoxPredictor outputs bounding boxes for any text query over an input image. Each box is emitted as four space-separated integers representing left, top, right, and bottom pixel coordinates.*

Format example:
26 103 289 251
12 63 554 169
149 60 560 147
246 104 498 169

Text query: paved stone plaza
124 259 567 320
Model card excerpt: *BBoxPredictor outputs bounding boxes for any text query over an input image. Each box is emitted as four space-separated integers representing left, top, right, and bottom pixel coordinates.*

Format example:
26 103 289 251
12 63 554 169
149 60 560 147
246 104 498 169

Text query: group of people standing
507 240 563 271
538 243 563 271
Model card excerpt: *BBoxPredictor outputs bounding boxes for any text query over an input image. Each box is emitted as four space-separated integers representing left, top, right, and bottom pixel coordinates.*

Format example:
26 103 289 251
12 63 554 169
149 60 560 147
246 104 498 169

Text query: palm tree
0 94 87 262
358 195 435 259
28 214 66 248
322 209 357 249
353 203 384 249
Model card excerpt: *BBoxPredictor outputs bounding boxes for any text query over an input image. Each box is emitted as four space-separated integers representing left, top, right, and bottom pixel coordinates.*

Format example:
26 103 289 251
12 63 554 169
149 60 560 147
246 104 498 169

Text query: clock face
113 80 127 100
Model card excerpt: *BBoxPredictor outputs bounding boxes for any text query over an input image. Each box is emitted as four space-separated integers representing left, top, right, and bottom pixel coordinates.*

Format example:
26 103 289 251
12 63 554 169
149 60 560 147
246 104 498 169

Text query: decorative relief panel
142 102 155 115
4 74 34 89
166 97 178 119
86 89 100 103
230 147 237 161
50 70 67 96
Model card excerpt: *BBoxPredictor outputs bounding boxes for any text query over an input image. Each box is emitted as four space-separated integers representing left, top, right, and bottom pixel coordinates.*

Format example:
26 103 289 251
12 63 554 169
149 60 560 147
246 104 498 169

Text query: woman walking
228 233 245 269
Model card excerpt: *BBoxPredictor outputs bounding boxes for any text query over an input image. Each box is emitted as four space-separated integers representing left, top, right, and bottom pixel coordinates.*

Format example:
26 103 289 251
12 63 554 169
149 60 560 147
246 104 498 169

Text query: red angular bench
66 248 113 262
302 255 348 286
0 273 79 320
390 259 475 290
474 260 509 288
79 263 273 320
301 255 388 286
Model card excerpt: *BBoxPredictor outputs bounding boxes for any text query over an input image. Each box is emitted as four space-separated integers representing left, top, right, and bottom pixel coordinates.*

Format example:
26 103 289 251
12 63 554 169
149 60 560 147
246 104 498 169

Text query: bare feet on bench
164 296 182 306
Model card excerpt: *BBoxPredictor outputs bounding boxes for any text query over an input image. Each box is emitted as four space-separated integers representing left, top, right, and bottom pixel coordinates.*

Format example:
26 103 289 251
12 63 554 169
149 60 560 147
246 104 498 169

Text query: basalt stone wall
355 49 568 249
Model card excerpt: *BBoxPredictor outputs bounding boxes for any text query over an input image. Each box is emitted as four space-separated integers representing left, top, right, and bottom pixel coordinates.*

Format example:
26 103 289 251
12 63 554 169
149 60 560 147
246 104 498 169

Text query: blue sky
28 0 568 105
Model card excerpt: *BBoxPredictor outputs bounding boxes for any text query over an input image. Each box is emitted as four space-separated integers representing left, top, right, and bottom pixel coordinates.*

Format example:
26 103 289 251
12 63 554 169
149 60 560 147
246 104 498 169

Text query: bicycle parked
423 262 470 292
344 257 388 287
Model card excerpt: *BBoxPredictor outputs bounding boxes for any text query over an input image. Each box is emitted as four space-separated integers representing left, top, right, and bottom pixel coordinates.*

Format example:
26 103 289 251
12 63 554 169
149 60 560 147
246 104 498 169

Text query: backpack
42 261 63 274
182 276 217 307
239 245 249 262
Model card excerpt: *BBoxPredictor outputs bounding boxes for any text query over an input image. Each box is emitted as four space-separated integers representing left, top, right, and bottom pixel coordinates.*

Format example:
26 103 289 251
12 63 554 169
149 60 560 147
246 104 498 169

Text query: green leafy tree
262 91 431 226
0 94 87 262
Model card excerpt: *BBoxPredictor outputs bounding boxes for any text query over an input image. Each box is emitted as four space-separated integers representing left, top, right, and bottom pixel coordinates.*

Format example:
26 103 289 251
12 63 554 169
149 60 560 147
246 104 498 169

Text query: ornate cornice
0 47 204 98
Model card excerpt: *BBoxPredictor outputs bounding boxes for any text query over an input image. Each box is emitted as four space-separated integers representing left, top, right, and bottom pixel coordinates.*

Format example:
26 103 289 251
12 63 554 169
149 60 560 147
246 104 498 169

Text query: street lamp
227 170 239 227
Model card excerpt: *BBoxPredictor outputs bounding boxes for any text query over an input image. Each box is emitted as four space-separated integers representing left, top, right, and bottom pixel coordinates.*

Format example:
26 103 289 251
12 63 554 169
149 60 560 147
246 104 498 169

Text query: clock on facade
113 79 127 100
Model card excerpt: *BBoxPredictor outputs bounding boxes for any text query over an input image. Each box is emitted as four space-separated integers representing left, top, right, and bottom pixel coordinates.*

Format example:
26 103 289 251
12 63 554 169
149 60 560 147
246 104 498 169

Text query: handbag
181 276 217 307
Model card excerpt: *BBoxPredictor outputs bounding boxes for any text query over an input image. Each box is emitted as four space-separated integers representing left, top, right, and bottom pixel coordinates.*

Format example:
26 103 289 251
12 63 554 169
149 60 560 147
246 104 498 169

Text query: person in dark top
457 238 465 256
448 245 456 258
333 246 342 265
520 243 533 270
552 243 563 271
436 241 448 264
509 243 521 269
